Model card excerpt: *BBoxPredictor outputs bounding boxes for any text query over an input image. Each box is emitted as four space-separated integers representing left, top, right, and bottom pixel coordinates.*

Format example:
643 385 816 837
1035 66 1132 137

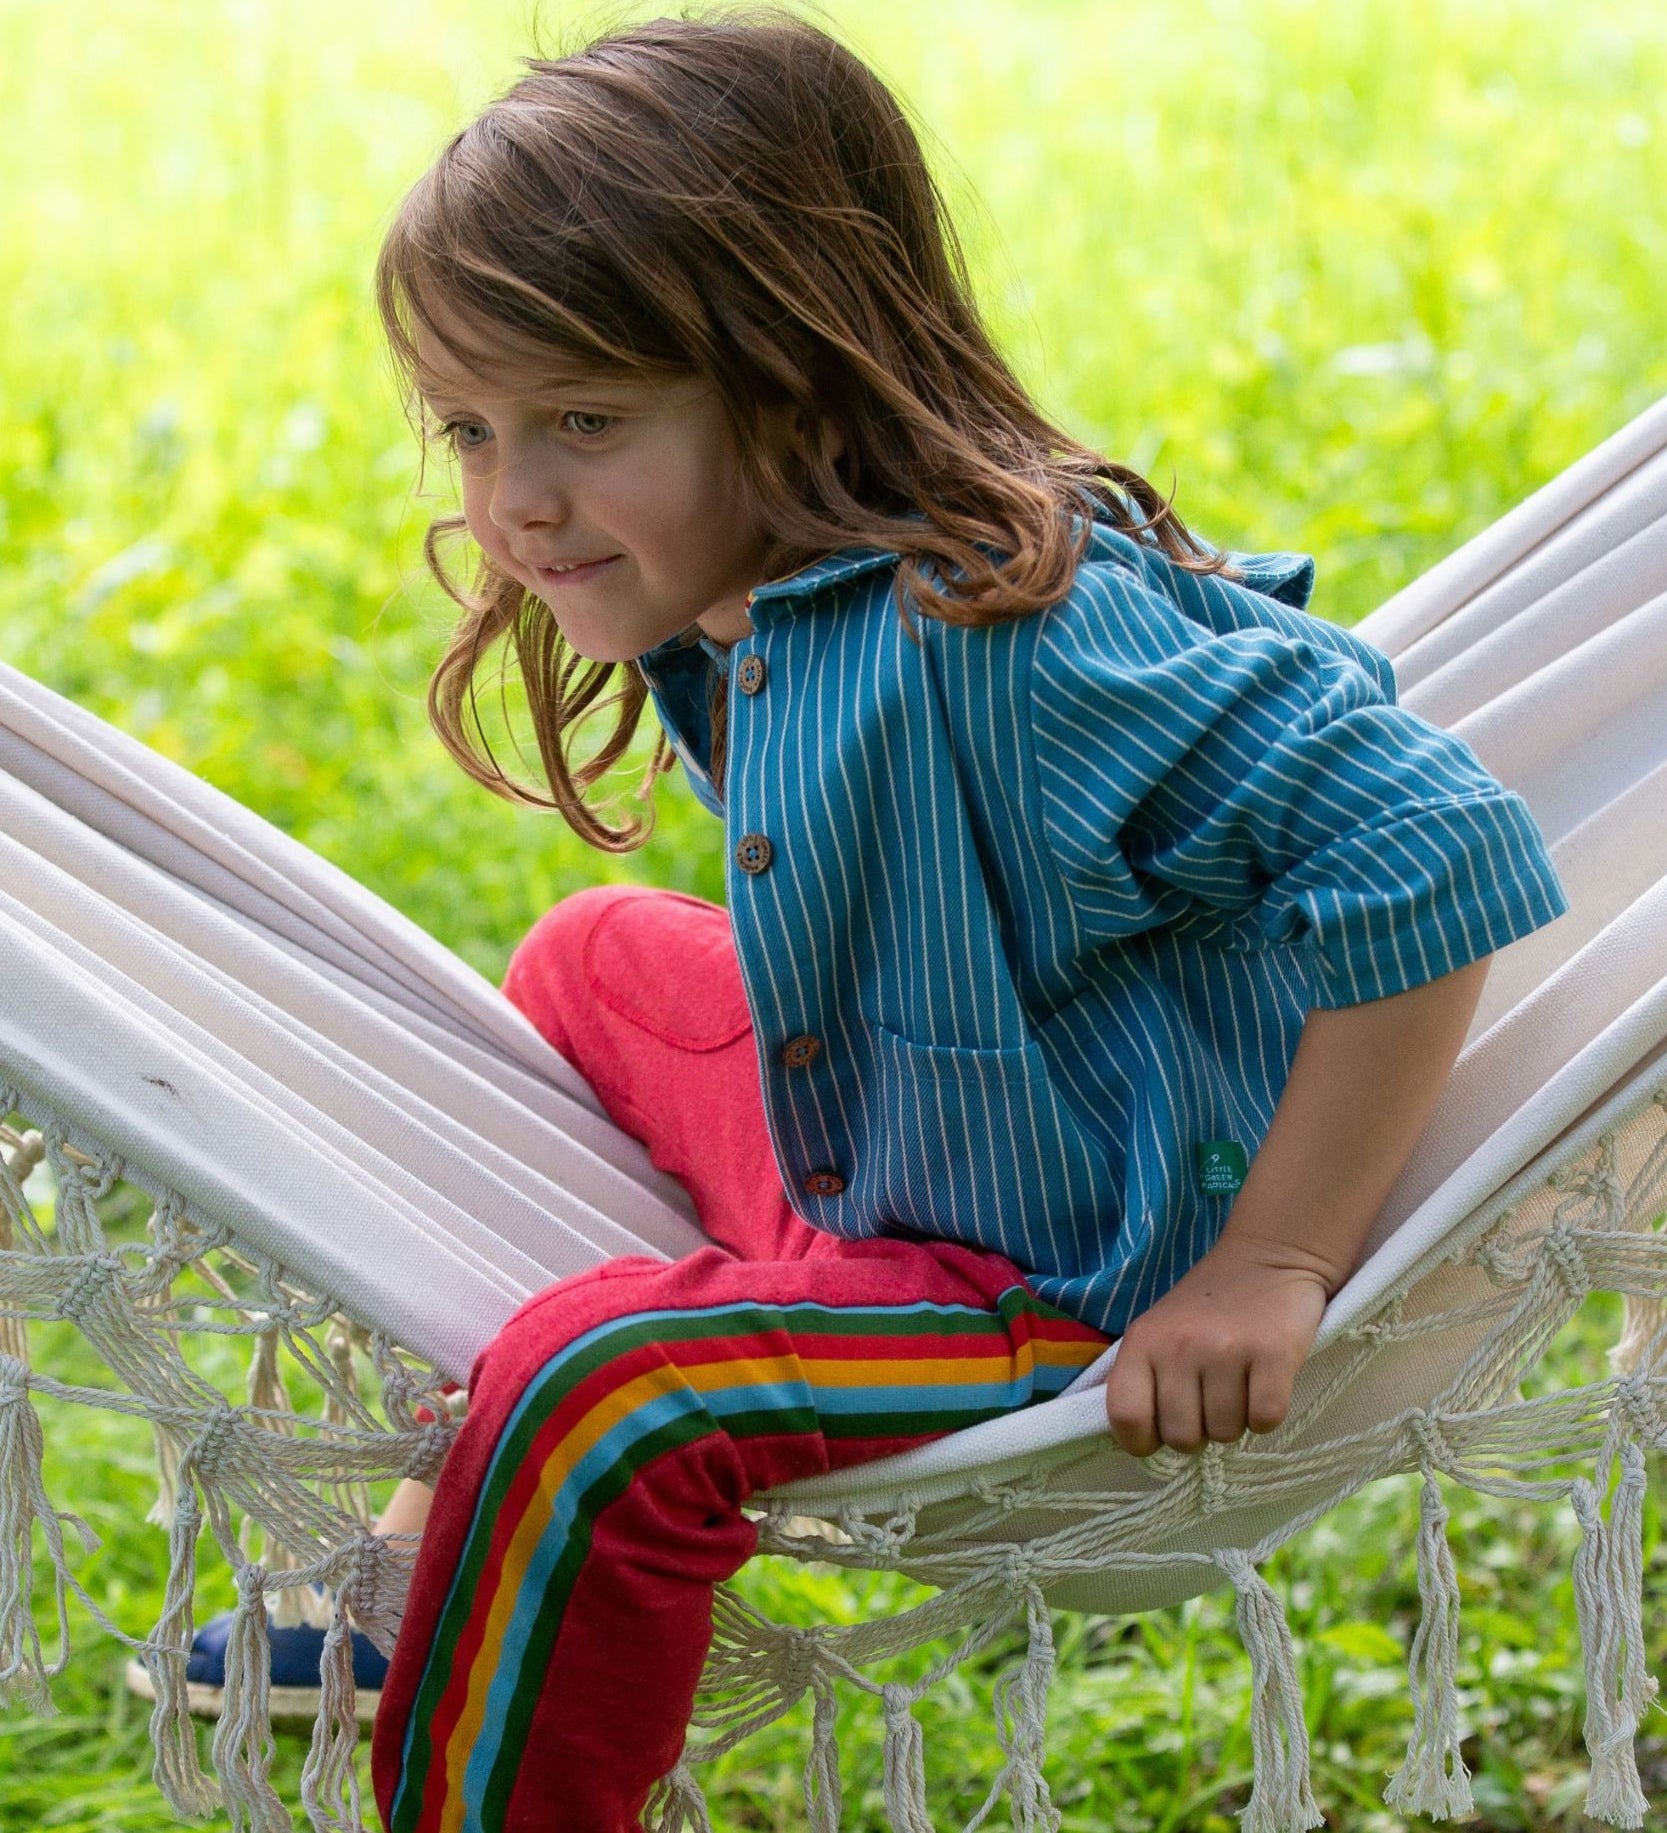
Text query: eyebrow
421 378 649 412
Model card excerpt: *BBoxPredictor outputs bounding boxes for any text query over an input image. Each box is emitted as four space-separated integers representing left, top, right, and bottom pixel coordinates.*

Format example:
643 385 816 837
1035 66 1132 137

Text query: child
329 9 1570 1830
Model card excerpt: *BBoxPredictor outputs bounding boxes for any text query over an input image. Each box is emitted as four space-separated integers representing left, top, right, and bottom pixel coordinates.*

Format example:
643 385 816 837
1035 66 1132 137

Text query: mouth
532 556 620 590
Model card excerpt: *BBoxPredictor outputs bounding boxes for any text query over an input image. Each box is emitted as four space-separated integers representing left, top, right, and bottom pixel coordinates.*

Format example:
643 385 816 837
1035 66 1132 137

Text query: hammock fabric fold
2 396 1667 1832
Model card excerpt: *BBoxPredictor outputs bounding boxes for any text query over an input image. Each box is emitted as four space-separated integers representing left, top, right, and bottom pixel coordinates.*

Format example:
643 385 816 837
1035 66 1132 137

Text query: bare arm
1104 954 1492 1456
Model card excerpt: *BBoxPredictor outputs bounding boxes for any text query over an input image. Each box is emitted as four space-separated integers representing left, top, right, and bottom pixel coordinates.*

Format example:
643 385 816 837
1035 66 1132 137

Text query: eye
437 417 490 452
561 410 614 439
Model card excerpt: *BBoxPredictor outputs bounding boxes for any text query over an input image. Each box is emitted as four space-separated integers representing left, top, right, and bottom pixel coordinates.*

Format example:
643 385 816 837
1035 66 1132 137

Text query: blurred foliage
1 0 1665 1825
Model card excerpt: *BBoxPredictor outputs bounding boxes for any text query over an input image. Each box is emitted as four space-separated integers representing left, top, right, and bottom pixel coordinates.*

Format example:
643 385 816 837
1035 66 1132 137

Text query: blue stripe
394 1284 1063 1816
457 1345 1079 1813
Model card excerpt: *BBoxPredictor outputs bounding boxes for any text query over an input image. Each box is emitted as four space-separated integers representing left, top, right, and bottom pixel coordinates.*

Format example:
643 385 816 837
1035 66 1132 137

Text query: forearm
1214 955 1493 1291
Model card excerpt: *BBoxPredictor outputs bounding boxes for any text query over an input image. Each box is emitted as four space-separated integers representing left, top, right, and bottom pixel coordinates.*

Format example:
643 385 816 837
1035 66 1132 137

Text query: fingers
1201 1363 1250 1445
1246 1357 1295 1435
1106 1356 1293 1455
1104 1351 1159 1458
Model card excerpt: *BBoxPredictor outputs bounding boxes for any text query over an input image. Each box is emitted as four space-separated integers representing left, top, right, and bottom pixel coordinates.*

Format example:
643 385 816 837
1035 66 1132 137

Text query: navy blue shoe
124 1598 390 1724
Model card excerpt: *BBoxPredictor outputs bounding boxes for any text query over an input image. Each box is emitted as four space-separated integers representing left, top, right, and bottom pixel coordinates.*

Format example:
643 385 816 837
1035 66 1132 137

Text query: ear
787 406 847 465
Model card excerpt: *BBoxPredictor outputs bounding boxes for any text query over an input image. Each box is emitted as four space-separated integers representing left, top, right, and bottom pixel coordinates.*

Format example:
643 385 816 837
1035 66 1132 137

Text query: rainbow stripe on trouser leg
371 1238 1110 1833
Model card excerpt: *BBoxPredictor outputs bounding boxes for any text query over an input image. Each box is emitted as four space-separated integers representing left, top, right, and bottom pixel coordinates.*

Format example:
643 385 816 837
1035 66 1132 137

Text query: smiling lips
533 555 620 588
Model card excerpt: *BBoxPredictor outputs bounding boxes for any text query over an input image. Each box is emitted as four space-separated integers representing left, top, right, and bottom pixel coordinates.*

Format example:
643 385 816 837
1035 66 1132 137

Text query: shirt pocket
867 1022 1060 1247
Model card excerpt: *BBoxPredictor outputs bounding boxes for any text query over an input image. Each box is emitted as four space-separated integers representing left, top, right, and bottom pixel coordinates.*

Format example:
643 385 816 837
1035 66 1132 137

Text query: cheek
649 435 755 554
459 475 497 552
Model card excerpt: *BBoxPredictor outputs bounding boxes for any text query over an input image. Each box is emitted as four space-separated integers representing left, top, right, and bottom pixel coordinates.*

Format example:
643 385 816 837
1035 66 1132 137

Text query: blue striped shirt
634 513 1569 1335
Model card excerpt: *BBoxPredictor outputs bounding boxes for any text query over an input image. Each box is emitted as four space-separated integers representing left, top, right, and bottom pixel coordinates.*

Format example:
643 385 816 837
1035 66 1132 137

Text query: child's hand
1102 1241 1329 1457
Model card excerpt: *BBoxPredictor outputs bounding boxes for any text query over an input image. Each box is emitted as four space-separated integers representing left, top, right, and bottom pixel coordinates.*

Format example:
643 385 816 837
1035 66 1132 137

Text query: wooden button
734 833 773 875
736 653 766 696
803 1170 846 1198
782 1033 822 1069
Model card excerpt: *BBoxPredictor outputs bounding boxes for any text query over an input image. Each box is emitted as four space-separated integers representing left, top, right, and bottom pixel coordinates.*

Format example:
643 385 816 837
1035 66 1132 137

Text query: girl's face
414 313 781 660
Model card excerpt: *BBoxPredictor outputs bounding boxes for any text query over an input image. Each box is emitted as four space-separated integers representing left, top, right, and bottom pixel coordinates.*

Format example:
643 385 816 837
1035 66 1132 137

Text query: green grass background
2 0 1665 1826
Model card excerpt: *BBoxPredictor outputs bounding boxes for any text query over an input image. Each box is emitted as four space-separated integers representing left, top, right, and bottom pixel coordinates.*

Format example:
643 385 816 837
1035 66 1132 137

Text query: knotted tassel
298 1577 365 1833
802 1674 844 1833
145 1480 222 1817
209 1563 291 1833
1572 1445 1659 1827
646 1758 714 1833
989 1584 1062 1833
0 1353 96 1714
1383 1469 1473 1819
1216 1548 1324 1833
882 1682 936 1833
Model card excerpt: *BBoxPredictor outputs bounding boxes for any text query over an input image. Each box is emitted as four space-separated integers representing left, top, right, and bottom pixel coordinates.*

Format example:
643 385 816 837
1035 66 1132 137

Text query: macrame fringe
0 1350 99 1715
145 1480 222 1817
881 1683 936 1833
987 1584 1062 1833
1216 1548 1324 1833
243 1329 333 1632
1383 1468 1474 1819
209 1562 292 1833
647 1758 715 1833
803 1675 844 1833
1572 1442 1659 1828
0 1125 38 1364
298 1578 367 1833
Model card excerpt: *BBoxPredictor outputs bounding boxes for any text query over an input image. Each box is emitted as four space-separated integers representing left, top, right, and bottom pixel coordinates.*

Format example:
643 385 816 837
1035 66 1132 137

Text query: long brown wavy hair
376 4 1235 850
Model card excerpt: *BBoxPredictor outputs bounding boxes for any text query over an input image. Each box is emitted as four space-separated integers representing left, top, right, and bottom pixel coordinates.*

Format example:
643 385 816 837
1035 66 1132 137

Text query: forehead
410 295 655 406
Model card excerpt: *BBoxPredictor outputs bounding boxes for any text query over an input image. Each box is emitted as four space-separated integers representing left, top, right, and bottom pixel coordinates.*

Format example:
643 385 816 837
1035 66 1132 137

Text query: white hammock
2 396 1666 1833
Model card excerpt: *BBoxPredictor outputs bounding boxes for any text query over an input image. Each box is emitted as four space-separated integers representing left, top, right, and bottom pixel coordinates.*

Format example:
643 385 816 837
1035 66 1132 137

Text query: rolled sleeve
1031 565 1571 1009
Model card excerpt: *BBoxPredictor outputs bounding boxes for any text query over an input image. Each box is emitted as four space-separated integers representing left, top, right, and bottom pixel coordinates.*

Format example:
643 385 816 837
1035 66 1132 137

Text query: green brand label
1195 1139 1249 1195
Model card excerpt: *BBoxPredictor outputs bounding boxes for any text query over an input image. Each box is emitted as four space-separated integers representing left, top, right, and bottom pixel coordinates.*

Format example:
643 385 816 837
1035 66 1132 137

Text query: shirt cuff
1289 790 1571 1010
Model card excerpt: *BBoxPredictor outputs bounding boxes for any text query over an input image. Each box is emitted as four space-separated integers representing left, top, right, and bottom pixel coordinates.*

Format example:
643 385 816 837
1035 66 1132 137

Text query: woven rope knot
1213 1543 1250 1581
48 1136 122 1198
1540 1223 1592 1304
0 1350 29 1406
234 1561 267 1609
1200 1441 1230 1515
996 1545 1039 1591
187 1403 243 1482
1410 1411 1458 1475
407 1418 455 1484
335 1528 403 1640
776 1623 832 1697
881 1681 916 1727
834 1507 916 1557
1613 1375 1667 1449
51 1252 125 1323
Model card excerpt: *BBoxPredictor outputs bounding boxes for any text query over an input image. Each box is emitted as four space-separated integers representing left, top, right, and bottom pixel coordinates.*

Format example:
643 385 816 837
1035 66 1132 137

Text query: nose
486 444 566 538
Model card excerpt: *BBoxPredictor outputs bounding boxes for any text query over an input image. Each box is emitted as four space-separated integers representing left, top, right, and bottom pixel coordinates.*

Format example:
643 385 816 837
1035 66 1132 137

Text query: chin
558 632 638 667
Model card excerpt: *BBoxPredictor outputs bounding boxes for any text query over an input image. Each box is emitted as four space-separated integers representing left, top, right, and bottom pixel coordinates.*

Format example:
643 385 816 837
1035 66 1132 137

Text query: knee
503 884 743 1067
500 885 644 1060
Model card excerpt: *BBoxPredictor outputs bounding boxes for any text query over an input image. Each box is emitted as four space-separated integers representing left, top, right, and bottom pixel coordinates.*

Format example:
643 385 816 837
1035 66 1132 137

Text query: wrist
1203 1220 1354 1297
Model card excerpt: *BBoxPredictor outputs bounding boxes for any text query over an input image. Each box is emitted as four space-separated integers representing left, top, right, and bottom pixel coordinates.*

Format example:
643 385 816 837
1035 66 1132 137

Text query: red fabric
370 887 1109 1833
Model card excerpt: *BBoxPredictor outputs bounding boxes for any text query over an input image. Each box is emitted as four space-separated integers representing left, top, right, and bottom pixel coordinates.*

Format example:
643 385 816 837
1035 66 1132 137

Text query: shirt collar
747 544 901 611
635 542 903 673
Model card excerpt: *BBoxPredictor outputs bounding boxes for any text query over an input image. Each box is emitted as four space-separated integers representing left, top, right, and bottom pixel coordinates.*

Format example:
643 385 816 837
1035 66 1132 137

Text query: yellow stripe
434 1358 696 1832
431 1327 1102 1825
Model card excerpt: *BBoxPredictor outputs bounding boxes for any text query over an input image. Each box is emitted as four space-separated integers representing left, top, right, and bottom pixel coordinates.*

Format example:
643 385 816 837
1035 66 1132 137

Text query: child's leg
370 886 812 1553
501 883 824 1264
370 1235 1109 1833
